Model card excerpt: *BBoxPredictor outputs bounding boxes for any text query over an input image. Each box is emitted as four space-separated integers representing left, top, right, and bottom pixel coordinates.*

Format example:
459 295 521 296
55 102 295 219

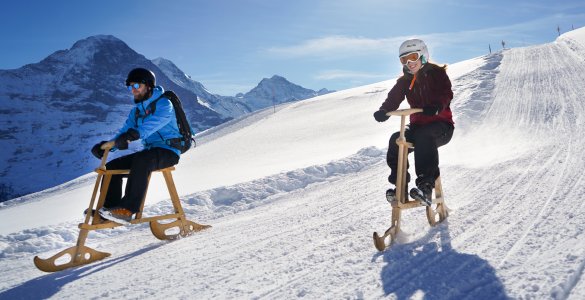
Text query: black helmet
126 68 156 87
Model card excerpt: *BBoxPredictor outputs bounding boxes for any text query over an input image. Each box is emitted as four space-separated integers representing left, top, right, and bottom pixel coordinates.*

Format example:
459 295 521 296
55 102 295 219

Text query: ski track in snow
444 37 585 299
0 161 509 299
3 31 585 299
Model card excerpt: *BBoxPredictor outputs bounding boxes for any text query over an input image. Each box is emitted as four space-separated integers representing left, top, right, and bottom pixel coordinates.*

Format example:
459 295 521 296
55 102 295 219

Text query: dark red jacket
380 63 454 126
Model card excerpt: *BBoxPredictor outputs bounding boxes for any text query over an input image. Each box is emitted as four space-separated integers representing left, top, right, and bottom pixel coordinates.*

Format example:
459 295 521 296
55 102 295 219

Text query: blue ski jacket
114 86 181 156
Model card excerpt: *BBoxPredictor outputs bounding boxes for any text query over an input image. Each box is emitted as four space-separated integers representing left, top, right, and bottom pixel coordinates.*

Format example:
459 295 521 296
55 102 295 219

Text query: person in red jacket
373 39 454 206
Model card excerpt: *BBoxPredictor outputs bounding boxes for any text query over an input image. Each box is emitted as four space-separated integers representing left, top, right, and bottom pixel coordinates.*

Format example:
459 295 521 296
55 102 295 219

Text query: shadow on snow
0 243 164 300
375 221 509 299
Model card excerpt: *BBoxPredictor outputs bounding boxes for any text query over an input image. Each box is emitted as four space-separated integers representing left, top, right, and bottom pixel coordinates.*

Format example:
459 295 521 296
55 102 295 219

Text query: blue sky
1 0 584 95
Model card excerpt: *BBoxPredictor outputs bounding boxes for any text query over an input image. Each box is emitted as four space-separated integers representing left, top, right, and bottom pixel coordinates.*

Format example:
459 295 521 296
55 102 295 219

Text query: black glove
114 128 140 150
91 141 108 159
422 106 441 116
373 110 390 122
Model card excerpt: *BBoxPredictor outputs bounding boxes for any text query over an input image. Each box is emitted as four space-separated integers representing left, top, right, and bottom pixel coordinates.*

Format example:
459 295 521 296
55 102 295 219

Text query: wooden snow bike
34 141 210 272
373 108 449 251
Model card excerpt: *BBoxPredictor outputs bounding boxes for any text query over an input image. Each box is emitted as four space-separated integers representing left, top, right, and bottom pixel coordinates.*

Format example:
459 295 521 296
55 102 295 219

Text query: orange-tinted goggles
399 52 420 64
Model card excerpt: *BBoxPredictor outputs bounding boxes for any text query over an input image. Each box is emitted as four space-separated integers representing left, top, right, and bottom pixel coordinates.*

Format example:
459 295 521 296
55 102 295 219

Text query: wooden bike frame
373 109 449 251
34 142 210 272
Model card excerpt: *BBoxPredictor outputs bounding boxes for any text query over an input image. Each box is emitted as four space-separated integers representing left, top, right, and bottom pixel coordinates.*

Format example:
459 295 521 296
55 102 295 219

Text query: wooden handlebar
386 108 423 117
100 141 115 150
97 141 115 170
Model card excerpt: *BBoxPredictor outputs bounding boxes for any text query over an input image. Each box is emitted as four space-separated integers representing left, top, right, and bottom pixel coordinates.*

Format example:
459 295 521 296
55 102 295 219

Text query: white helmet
399 39 429 64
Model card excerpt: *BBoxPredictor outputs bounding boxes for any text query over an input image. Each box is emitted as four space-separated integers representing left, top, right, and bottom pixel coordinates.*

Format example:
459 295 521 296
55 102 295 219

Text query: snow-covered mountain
153 57 333 118
240 75 333 112
0 35 226 202
152 57 251 118
0 35 332 203
2 27 585 299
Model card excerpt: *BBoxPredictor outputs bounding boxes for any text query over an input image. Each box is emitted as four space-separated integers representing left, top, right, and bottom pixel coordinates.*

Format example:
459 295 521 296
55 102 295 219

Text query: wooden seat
83 166 209 236
91 166 178 223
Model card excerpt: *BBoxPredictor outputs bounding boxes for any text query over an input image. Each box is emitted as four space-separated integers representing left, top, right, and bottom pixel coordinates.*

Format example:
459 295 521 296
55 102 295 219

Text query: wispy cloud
264 32 497 61
315 70 387 80
265 36 403 58
266 12 585 61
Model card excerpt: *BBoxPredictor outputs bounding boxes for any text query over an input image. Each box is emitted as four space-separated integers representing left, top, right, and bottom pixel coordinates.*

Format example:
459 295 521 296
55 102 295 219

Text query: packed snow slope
1 27 585 299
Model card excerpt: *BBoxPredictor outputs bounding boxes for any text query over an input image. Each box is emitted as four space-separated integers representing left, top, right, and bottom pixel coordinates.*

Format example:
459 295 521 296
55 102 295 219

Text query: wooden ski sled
34 141 210 272
373 108 449 251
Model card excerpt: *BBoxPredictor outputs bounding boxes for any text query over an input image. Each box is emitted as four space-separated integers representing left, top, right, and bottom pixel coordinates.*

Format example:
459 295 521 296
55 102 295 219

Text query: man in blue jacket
91 68 181 224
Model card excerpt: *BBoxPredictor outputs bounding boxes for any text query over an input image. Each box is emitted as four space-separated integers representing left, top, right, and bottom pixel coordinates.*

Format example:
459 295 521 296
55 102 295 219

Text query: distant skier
90 68 182 224
373 39 454 205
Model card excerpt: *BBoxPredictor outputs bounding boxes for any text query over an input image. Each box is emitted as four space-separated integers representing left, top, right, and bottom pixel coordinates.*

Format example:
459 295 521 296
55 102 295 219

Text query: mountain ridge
152 59 333 118
0 34 333 202
0 35 227 202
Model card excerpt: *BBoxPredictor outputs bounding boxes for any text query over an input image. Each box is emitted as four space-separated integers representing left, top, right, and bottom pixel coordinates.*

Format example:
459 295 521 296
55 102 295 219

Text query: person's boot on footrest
99 207 133 224
410 182 433 206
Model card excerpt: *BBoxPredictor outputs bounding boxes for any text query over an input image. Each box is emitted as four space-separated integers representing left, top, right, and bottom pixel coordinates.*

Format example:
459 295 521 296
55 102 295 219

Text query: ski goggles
399 52 421 64
127 83 141 91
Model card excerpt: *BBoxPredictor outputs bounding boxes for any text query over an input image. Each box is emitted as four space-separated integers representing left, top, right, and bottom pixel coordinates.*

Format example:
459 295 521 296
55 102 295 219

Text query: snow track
444 34 585 299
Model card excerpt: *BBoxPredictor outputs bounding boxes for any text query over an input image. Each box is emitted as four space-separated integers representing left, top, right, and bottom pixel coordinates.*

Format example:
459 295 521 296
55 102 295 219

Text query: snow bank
0 146 385 258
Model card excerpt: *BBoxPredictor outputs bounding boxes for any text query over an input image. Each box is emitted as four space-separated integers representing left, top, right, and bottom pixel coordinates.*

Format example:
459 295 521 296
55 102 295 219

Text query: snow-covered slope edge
0 146 384 258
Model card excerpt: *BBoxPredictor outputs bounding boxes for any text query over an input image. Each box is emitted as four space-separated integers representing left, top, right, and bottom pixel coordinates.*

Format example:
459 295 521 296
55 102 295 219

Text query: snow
2 26 585 299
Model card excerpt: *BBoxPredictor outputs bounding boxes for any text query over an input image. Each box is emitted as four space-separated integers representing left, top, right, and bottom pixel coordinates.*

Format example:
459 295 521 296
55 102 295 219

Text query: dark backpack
140 90 195 154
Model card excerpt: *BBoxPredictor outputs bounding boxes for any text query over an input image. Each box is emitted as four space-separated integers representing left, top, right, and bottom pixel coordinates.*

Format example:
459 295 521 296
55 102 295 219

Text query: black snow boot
385 188 396 203
386 185 408 203
410 182 433 206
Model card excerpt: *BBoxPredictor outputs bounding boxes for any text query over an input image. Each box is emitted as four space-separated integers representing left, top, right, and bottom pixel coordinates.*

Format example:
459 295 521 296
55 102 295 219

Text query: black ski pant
386 121 453 188
103 147 180 213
